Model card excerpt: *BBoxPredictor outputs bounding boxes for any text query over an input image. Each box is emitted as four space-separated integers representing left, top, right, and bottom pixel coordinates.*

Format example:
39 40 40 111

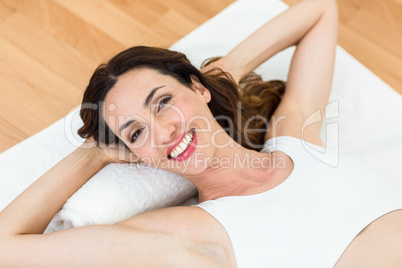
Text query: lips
167 128 197 161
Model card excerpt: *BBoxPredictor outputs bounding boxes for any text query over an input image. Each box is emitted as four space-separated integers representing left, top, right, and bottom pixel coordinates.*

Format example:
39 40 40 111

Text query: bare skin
0 0 401 267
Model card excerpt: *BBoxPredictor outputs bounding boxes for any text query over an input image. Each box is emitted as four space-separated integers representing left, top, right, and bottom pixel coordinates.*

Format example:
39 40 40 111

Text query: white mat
172 0 402 190
1 0 401 232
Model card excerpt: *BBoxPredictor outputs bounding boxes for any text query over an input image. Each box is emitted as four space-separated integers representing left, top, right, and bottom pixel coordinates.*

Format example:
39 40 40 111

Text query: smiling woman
78 46 285 153
1 0 402 267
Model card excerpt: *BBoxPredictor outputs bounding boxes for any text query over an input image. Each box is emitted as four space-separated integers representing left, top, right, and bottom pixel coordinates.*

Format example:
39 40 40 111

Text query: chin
176 150 216 176
165 129 216 175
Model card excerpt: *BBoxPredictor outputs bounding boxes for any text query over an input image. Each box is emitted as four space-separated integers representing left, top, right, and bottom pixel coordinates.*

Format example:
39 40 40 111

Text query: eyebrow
119 119 135 136
118 85 166 136
144 85 166 108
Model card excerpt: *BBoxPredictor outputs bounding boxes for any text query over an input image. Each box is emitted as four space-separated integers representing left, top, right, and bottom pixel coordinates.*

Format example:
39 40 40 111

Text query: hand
201 58 225 73
200 57 241 85
79 137 140 164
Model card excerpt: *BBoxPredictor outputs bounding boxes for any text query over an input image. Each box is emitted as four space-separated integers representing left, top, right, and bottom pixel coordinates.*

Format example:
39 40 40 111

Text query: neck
185 138 278 203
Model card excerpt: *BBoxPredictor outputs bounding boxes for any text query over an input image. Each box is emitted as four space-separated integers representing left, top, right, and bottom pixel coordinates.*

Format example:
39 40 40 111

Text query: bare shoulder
335 209 402 267
119 206 237 266
120 206 232 246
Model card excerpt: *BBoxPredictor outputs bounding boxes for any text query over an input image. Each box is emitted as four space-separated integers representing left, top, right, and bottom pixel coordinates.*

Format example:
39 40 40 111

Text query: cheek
173 96 212 127
125 135 154 162
135 139 157 159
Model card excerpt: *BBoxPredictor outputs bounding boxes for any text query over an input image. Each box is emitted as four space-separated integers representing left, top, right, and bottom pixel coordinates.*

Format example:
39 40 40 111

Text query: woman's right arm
0 141 225 267
203 0 338 145
202 0 336 85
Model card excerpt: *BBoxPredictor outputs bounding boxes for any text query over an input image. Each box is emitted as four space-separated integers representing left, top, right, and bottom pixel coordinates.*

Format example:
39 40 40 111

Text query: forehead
107 68 166 102
102 68 187 128
104 68 172 112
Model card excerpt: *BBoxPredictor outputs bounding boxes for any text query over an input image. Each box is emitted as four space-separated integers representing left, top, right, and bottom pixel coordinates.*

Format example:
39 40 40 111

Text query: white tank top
196 136 402 267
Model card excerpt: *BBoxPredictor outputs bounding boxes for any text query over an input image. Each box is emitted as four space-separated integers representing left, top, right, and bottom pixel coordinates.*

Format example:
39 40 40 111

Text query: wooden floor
0 0 401 153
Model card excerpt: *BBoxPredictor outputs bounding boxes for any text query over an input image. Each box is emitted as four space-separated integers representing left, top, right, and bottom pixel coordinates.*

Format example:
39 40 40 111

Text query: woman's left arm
0 143 218 267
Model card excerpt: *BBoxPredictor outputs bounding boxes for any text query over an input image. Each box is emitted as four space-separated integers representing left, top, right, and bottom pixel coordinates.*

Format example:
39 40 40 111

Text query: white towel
1 0 401 233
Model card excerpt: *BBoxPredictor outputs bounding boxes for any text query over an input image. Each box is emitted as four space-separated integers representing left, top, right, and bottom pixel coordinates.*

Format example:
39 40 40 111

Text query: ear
190 74 211 103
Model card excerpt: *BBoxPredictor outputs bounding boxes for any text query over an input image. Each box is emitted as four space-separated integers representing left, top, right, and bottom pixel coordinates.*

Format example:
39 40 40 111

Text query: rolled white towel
46 162 197 233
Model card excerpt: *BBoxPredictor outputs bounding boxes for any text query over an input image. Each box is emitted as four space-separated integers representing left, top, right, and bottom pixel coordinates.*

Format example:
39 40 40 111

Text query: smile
168 128 196 161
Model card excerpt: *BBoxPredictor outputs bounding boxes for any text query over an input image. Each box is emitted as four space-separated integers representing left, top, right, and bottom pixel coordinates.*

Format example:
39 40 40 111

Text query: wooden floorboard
0 0 401 153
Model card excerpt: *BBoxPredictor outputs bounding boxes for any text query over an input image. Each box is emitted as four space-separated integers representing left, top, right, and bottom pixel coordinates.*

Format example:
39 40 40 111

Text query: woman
0 0 401 266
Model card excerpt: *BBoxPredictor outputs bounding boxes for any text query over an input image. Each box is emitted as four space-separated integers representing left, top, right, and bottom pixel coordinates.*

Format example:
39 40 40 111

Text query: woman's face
103 67 219 175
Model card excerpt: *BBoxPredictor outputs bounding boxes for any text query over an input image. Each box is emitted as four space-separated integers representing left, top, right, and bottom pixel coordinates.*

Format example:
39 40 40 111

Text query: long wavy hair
78 46 285 151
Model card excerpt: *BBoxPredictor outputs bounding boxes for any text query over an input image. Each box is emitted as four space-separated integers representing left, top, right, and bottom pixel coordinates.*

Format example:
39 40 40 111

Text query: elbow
320 0 339 28
327 0 339 26
308 0 338 10
305 0 338 25
324 0 338 12
315 0 337 4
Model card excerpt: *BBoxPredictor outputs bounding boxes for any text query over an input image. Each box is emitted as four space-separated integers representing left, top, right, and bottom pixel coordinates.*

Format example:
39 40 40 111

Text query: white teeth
169 130 194 158
179 142 187 150
184 136 191 143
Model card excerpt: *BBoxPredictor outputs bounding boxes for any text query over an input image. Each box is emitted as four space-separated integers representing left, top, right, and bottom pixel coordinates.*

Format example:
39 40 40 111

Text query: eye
157 96 172 112
130 128 144 143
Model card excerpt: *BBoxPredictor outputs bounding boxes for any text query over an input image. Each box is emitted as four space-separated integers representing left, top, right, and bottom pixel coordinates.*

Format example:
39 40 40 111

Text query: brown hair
78 46 285 150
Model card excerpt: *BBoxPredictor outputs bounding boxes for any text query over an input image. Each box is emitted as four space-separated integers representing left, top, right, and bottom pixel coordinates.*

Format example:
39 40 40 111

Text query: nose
152 118 176 146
